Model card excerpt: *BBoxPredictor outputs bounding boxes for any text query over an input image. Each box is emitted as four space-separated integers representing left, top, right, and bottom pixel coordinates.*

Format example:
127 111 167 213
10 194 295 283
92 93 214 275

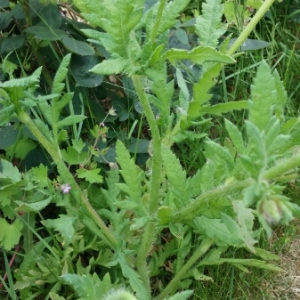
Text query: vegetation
0 0 300 299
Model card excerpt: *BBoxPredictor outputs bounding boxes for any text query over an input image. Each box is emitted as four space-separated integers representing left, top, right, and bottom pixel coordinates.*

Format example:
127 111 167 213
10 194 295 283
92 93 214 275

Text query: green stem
17 110 118 249
172 179 253 222
263 153 300 180
154 238 213 300
131 75 162 213
131 75 162 291
149 0 167 45
226 0 276 56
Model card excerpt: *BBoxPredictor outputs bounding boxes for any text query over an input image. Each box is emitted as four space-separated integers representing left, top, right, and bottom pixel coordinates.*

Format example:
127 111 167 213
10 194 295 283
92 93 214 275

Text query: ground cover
0 0 300 299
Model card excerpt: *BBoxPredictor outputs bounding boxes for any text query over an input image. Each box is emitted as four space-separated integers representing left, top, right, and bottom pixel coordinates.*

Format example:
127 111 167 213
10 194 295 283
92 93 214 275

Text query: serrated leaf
56 115 86 128
15 197 52 213
273 69 286 119
118 254 149 299
0 158 21 182
165 290 194 300
161 145 187 205
52 54 71 94
61 273 112 300
249 61 276 131
194 216 242 246
206 141 234 172
195 0 227 48
29 164 49 187
90 58 129 75
0 67 42 89
147 0 191 36
42 215 75 246
76 168 103 184
61 146 88 165
188 63 222 118
162 46 235 65
0 218 23 250
116 140 143 203
225 119 245 153
201 101 248 116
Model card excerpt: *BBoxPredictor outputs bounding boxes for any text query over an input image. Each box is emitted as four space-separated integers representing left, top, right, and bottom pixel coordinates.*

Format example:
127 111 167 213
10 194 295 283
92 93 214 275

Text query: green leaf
15 197 52 213
201 101 248 116
0 104 15 126
162 46 235 65
61 146 88 165
0 66 42 89
0 126 19 149
0 35 25 53
205 141 234 172
76 168 103 184
90 58 129 75
188 63 223 118
165 290 194 300
219 258 282 272
146 0 191 35
38 3 62 29
0 158 21 182
161 144 187 205
61 273 112 300
70 55 103 88
194 216 242 246
118 253 149 299
42 215 76 246
272 69 287 119
116 140 143 203
158 206 172 225
6 136 36 160
0 11 12 31
49 292 66 300
56 115 86 128
25 26 66 41
61 35 95 56
29 164 49 187
225 119 245 153
79 0 144 58
249 60 275 131
52 53 71 94
195 0 227 48
0 218 23 250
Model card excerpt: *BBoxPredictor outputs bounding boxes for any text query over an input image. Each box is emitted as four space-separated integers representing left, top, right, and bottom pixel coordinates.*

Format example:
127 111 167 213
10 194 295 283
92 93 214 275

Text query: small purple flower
100 122 105 127
61 183 71 194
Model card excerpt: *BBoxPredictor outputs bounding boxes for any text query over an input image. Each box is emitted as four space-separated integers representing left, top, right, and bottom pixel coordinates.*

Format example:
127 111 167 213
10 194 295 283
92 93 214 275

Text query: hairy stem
17 110 117 249
131 75 162 291
154 238 213 300
172 179 253 222
264 153 300 180
227 0 276 56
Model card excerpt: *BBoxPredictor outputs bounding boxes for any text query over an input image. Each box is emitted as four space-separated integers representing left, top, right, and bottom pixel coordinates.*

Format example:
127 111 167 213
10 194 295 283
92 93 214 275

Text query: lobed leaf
195 0 227 48
162 46 235 65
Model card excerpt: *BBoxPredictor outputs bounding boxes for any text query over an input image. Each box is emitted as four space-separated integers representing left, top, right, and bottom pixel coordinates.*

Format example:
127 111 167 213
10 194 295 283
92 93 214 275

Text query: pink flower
61 183 71 194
